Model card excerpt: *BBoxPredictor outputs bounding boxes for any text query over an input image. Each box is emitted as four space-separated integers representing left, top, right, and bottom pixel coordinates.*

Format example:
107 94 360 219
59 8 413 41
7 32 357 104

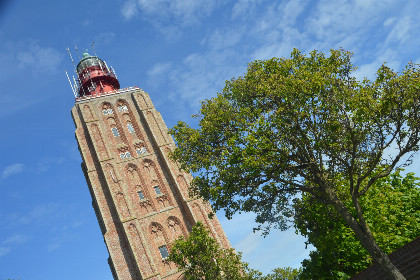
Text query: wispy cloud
3 234 29 245
121 0 139 20
10 203 60 226
47 232 78 252
47 220 85 252
145 0 420 123
0 234 29 258
36 157 65 173
16 40 63 72
231 0 262 20
121 0 222 37
0 39 64 118
94 32 117 46
234 231 262 256
0 246 11 257
2 163 25 178
218 211 312 273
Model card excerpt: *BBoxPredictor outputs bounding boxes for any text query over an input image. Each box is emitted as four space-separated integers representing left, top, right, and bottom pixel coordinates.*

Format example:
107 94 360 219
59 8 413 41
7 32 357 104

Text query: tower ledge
75 86 140 103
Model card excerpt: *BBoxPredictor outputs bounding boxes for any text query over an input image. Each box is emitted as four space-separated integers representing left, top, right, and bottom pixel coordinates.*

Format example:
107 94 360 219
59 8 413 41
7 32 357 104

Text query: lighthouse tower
70 53 231 280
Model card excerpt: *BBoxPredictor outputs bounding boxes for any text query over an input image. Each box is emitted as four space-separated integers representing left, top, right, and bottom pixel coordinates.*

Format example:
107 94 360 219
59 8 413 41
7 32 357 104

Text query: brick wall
350 237 420 280
72 88 231 280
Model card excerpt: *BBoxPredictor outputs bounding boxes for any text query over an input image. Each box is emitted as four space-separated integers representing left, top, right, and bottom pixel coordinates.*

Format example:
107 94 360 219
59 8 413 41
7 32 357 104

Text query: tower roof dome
76 53 106 74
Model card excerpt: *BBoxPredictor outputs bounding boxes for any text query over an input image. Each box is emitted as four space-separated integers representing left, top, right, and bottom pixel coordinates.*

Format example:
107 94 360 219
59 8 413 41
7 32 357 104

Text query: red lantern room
76 53 120 96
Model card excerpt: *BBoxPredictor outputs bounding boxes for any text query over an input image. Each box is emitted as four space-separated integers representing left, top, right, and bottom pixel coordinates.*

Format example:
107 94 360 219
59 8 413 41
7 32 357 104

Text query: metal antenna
67 47 87 97
72 76 79 97
91 41 106 75
66 47 77 73
65 69 77 97
75 45 81 60
111 66 118 79
104 60 111 75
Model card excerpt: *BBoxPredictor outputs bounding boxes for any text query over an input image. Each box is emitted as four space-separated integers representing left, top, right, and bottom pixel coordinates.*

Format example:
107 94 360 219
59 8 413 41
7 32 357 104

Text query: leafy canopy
170 48 420 278
168 222 259 280
295 170 420 279
169 221 301 280
170 48 420 233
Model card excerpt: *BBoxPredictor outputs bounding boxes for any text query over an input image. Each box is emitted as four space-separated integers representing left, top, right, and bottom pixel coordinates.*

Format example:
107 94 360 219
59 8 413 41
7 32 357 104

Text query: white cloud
384 15 414 45
94 32 116 46
47 232 78 252
137 0 219 26
121 0 139 20
121 0 222 37
202 27 244 51
218 211 312 273
148 62 172 80
234 231 262 256
16 41 63 72
231 0 261 20
2 163 25 178
3 234 29 245
14 203 60 225
0 247 11 257
36 157 65 173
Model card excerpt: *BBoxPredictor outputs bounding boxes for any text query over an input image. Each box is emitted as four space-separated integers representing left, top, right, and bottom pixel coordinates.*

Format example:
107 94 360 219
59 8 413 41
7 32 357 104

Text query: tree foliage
168 222 259 280
169 221 301 280
295 170 420 279
264 267 302 280
170 48 420 279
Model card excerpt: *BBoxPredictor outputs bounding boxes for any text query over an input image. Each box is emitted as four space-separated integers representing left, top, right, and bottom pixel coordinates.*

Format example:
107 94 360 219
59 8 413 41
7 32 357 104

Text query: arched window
159 245 169 259
111 127 120 137
137 190 145 200
127 123 135 133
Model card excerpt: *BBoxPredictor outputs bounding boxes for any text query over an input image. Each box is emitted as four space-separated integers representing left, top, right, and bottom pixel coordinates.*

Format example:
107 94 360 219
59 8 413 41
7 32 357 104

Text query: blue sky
1 0 420 279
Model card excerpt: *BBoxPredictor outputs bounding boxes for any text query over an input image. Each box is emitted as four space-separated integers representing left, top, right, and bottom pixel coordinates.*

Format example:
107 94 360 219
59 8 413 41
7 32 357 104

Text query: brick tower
70 53 230 279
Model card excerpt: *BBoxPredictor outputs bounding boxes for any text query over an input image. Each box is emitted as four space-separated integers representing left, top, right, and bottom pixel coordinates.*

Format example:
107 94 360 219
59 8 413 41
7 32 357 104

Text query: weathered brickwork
72 88 231 280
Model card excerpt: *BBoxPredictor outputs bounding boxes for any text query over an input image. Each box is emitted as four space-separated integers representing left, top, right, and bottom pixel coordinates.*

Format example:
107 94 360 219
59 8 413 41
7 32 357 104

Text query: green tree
168 222 260 280
170 49 420 279
295 170 420 279
169 222 300 280
263 267 302 280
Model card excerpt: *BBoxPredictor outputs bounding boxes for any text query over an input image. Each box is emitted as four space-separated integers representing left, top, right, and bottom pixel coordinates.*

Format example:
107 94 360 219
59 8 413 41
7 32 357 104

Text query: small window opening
118 105 128 112
127 123 135 133
136 147 147 155
154 186 162 195
159 245 169 259
120 153 126 159
137 190 145 200
125 151 131 158
111 127 120 137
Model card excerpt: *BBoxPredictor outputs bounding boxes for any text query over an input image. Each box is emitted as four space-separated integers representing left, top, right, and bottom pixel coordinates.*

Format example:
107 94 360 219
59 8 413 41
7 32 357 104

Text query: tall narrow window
137 190 145 200
127 123 135 133
159 245 169 259
111 127 120 137
154 186 162 195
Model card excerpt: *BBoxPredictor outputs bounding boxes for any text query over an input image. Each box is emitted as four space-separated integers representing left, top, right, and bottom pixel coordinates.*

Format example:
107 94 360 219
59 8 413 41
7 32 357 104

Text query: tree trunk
323 186 406 280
